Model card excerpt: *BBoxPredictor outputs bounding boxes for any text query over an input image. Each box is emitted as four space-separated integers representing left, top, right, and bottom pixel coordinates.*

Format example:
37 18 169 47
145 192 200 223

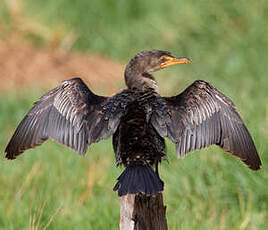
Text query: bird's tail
113 165 163 196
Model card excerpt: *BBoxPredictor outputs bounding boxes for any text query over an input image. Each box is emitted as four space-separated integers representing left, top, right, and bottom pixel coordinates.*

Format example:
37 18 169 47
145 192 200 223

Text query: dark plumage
5 50 262 196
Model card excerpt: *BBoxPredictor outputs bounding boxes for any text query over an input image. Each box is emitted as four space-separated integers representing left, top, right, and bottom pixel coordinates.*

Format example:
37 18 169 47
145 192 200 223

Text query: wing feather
151 80 261 170
5 78 135 159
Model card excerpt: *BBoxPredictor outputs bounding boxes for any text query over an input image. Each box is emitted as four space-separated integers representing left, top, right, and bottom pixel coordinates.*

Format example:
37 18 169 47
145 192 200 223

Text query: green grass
0 85 267 230
0 0 268 229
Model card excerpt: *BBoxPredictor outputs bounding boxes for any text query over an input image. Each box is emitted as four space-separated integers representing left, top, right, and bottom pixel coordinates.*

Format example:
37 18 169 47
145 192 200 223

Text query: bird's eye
160 56 168 63
160 55 173 63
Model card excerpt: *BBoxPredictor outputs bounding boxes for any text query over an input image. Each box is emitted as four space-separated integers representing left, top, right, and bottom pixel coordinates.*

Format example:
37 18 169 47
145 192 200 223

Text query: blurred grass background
0 0 267 229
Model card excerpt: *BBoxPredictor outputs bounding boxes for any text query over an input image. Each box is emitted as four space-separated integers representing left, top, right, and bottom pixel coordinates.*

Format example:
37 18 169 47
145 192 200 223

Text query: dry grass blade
32 199 39 230
28 198 60 230
35 199 48 230
78 162 96 203
42 202 63 230
78 157 110 203
17 162 40 198
29 203 32 230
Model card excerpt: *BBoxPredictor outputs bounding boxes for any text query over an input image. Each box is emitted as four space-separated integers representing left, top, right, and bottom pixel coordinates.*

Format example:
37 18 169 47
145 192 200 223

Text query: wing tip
249 165 261 171
244 149 262 171
78 150 87 157
5 151 17 160
248 161 262 171
5 145 19 160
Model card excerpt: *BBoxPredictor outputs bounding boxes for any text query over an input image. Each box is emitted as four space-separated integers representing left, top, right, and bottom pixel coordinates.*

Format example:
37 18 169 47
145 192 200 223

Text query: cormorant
5 50 262 196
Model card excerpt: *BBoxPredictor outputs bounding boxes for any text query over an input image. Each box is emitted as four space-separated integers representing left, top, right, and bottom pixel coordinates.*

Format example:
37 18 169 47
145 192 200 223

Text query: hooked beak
160 56 191 69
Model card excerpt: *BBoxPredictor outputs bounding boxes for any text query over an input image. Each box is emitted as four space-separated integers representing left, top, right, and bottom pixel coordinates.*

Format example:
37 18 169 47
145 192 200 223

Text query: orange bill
160 56 191 69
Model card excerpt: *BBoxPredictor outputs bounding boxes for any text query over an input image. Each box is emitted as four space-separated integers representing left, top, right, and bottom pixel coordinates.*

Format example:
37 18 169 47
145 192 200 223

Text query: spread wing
151 80 261 170
5 78 134 159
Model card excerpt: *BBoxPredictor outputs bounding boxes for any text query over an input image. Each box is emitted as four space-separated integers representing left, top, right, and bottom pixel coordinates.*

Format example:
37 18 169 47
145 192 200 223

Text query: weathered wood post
120 192 168 230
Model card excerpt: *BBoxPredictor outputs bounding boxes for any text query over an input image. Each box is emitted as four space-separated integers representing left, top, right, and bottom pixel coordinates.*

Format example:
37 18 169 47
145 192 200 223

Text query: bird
5 50 262 196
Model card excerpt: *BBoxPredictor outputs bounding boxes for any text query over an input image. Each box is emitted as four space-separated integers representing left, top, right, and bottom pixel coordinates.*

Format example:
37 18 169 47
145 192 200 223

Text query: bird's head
127 50 191 74
125 50 191 91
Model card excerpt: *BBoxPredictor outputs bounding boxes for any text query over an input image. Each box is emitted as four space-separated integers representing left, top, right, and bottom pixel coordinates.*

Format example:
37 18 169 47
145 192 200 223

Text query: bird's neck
124 69 158 92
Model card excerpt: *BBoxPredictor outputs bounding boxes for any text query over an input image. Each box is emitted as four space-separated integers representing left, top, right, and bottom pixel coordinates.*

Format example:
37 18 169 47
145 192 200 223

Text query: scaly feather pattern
5 78 135 159
151 80 261 170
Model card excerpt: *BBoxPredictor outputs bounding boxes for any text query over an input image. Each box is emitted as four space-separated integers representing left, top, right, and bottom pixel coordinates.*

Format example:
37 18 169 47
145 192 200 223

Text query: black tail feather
113 165 163 196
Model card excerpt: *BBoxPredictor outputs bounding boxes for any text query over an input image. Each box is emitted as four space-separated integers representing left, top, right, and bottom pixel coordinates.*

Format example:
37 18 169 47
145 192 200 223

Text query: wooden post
120 192 168 230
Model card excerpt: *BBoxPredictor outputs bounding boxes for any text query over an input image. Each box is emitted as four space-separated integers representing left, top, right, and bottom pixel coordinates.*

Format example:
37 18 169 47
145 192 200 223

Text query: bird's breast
112 96 167 167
